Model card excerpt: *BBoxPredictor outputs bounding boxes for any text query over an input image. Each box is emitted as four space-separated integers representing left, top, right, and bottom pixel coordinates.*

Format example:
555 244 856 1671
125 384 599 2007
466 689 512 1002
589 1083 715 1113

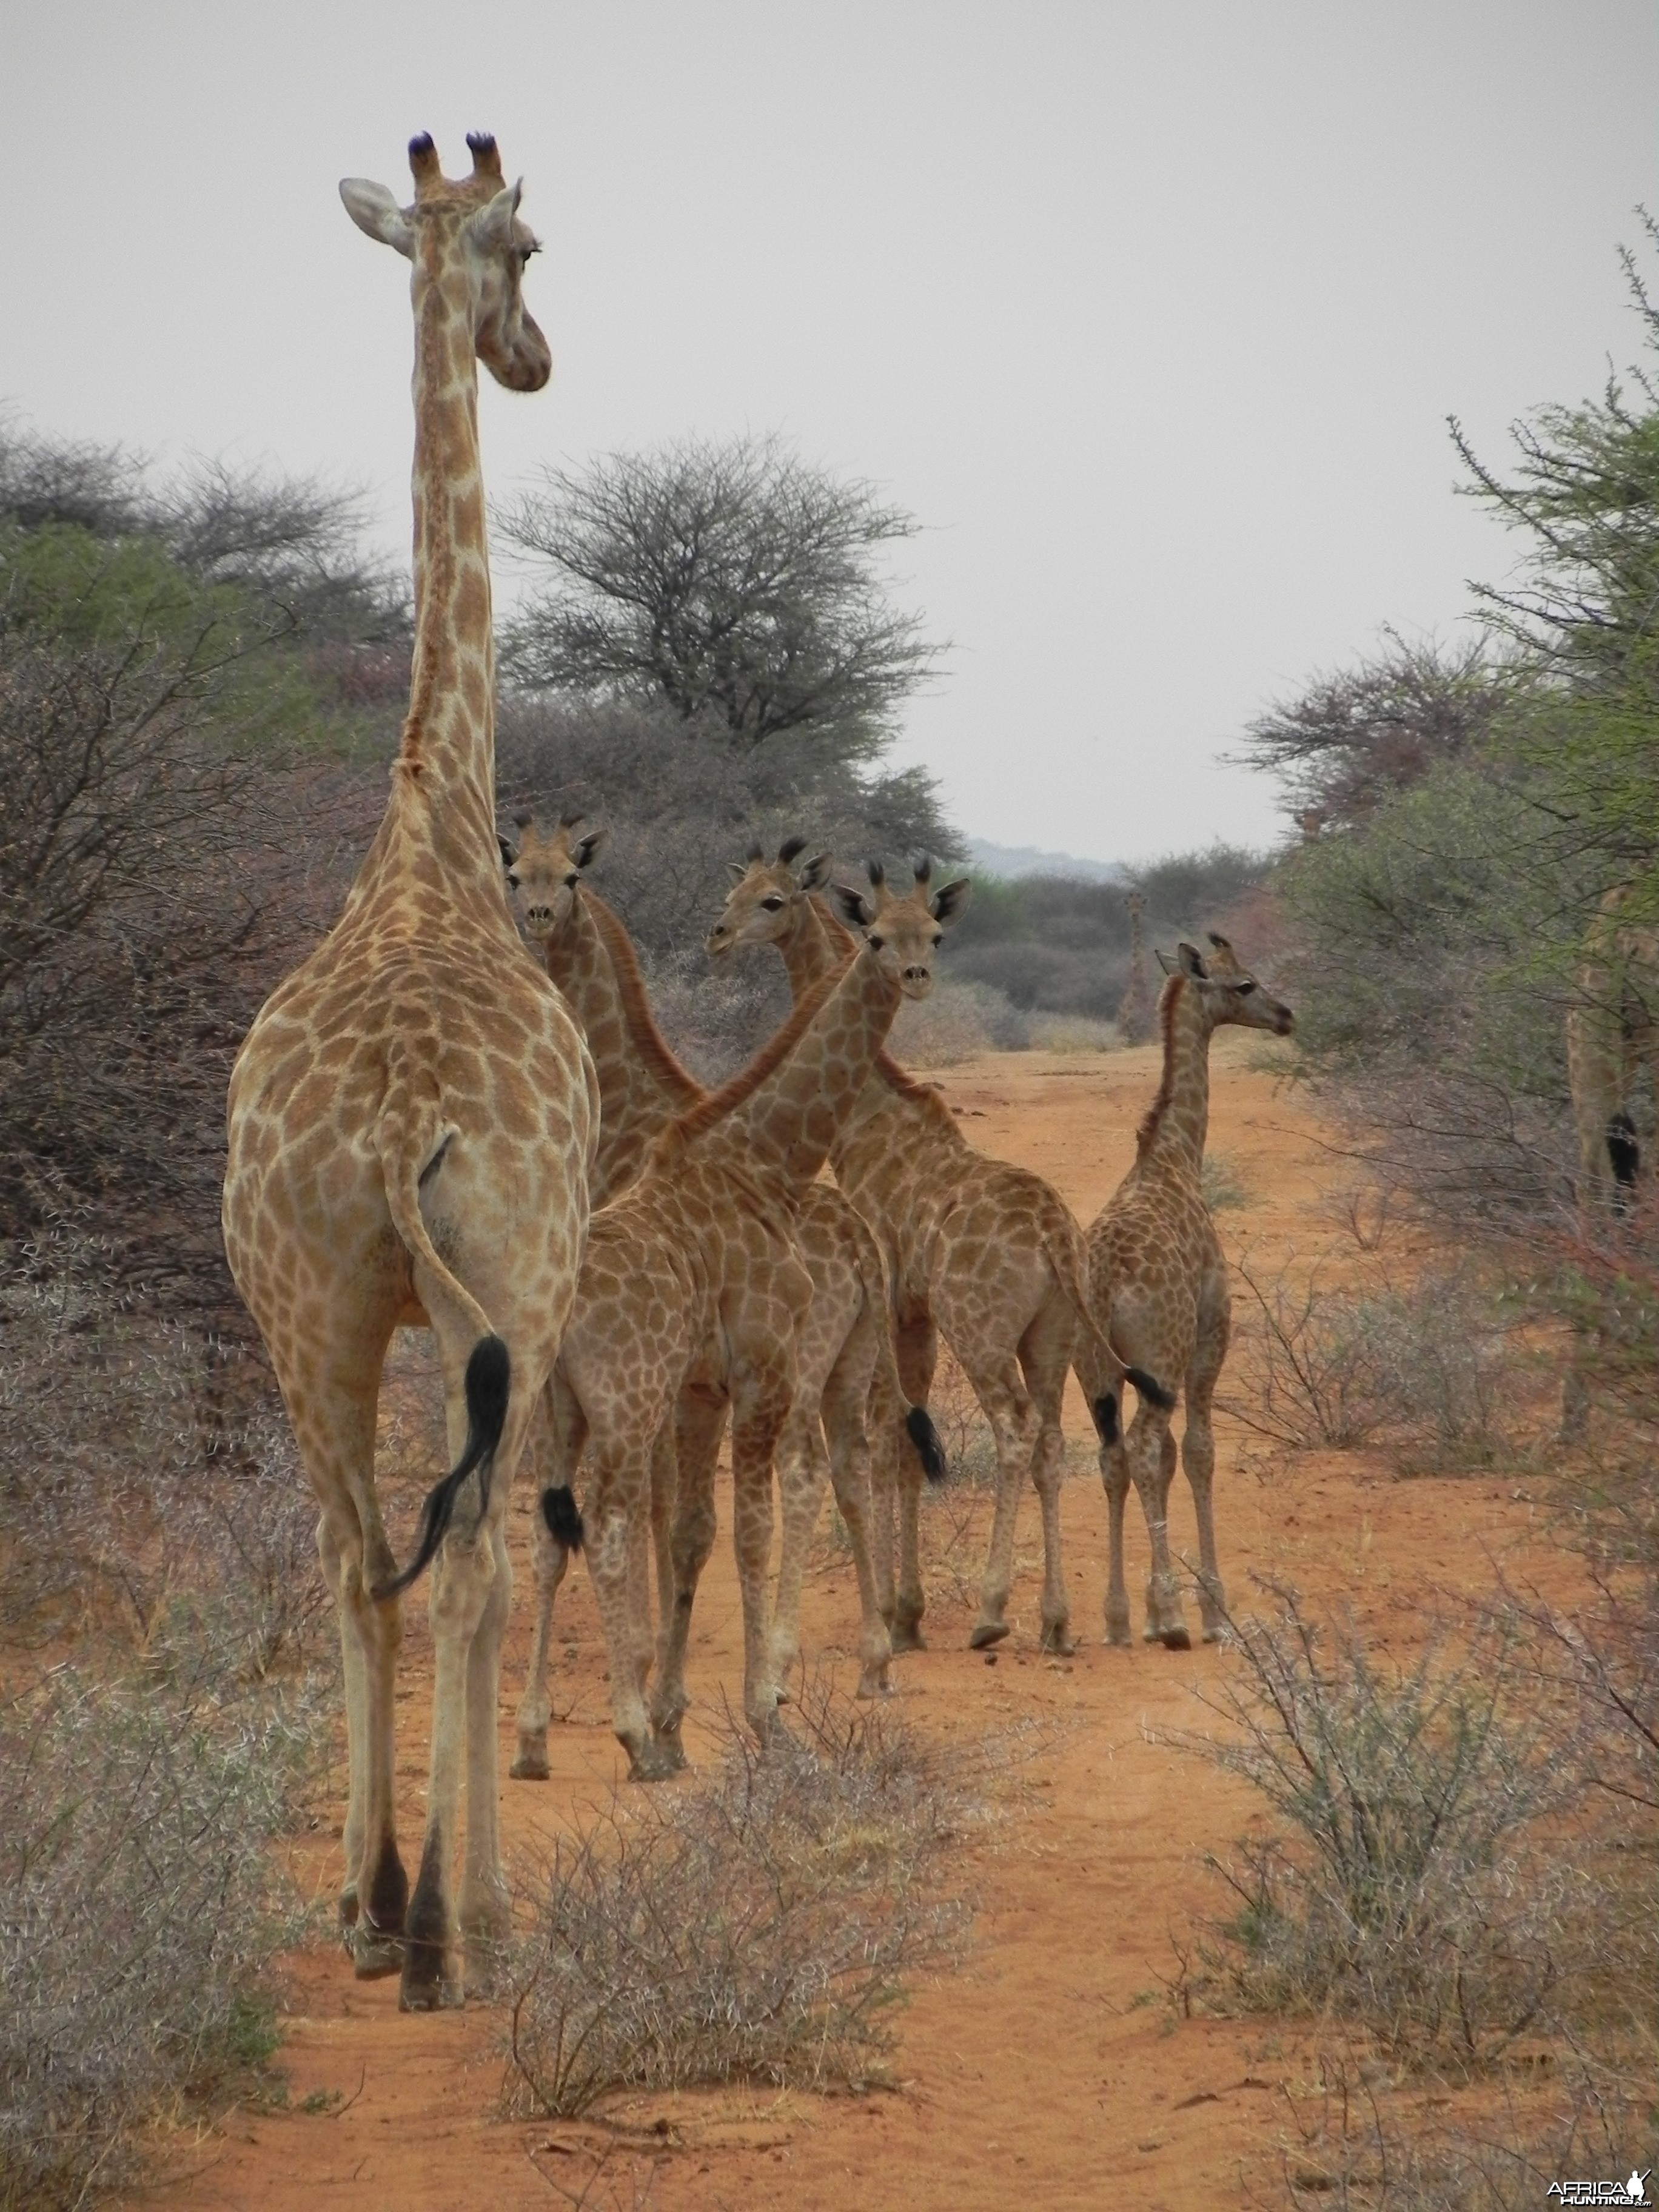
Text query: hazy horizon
4 2 1655 866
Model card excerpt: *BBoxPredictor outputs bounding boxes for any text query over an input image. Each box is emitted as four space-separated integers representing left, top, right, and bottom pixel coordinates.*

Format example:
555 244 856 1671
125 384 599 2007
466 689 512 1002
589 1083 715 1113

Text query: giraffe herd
223 134 1295 2013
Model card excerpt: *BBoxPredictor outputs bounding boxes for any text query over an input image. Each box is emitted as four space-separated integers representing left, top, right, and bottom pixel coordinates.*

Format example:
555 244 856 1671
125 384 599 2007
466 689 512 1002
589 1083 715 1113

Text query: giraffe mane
1135 973 1187 1158
581 892 704 1107
656 966 844 1154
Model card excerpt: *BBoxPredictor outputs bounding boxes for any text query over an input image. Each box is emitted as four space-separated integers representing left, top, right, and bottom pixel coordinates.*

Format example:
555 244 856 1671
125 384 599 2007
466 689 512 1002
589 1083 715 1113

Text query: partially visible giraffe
525 870 955 1775
500 818 941 1778
1561 882 1659 1438
708 848 1147 1655
222 137 597 2011
1567 884 1659 1219
1116 891 1156 1044
1072 934 1293 1648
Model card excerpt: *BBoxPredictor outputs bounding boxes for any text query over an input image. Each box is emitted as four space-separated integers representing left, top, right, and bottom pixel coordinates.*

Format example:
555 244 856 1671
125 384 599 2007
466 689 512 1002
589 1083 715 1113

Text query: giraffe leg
1021 1291 1077 1656
401 1346 544 2013
819 1312 891 1697
731 1367 794 1746
1128 1406 1188 1649
956 1348 1039 1649
1101 1433 1134 1646
649 1386 727 1771
768 1396 828 1700
889 1315 939 1650
289 1370 407 1981
1184 1276 1230 1643
315 1513 367 1937
458 1509 515 1967
648 1421 676 1686
580 1433 665 1780
511 1378 581 1781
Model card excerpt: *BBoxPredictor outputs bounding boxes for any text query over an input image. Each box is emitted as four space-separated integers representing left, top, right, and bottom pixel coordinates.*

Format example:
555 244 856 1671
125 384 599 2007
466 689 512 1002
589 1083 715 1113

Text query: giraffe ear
1155 948 1177 975
1177 942 1209 978
340 178 415 258
726 860 749 882
497 834 518 870
929 877 973 927
572 828 605 871
830 882 878 930
798 851 835 892
464 180 524 256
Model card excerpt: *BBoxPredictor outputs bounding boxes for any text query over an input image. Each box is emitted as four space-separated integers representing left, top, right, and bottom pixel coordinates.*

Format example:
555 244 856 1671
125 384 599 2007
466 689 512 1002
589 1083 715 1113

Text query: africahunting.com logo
1546 2174 1650 2205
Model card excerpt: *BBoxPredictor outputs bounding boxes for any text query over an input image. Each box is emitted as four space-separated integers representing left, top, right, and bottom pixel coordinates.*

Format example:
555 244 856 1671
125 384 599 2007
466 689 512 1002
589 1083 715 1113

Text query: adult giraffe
222 135 596 2012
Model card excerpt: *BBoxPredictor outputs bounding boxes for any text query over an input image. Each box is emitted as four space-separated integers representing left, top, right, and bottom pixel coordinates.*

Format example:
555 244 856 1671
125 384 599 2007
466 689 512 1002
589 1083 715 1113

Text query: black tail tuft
541 1483 585 1552
1125 1364 1177 1412
905 1404 948 1483
1609 1110 1640 1196
373 1334 511 1600
1091 1392 1120 1446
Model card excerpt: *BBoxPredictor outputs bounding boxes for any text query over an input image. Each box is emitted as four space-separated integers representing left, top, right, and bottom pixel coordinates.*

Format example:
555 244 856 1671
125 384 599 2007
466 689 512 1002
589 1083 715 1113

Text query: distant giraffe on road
708 845 1153 1655
1073 934 1293 1648
500 819 940 1781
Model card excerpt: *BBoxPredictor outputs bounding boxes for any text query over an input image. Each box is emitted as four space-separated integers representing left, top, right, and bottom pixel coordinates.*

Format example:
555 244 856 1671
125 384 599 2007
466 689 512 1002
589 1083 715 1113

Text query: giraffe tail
858 1216 948 1482
373 1334 512 1598
372 1072 513 1597
1043 1208 1176 1434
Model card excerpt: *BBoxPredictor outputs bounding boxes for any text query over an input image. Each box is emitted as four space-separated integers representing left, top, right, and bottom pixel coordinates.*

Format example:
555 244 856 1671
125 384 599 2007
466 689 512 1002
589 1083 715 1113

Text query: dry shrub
1185 1589 1567 2068
0 1661 321 2210
891 979 1030 1066
503 1682 970 2119
0 1235 328 1672
1203 1150 1252 1212
1027 1012 1116 1053
1228 1255 1518 1464
1265 2048 1656 2210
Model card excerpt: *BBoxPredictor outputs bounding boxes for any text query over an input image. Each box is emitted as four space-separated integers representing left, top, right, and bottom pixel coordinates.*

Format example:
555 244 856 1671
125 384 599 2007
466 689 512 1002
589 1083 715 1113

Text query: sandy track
135 1039 1572 2211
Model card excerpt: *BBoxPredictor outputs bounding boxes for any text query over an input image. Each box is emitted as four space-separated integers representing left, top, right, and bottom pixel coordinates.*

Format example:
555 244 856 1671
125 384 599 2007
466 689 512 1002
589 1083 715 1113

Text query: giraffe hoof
398 1939 452 2011
351 1924 406 1981
1039 1621 1076 1657
890 1619 928 1654
968 1620 1011 1650
509 1744 551 1781
1105 1619 1133 1648
631 1735 685 1783
1158 1626 1193 1652
338 1888 360 1944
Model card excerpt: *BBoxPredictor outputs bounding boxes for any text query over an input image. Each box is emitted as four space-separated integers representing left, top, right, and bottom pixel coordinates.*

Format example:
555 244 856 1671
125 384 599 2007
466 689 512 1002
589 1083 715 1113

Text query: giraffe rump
374 1334 512 1598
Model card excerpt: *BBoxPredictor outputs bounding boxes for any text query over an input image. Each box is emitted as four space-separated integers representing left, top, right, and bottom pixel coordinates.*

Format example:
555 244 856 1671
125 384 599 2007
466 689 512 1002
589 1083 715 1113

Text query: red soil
126 1037 1578 2211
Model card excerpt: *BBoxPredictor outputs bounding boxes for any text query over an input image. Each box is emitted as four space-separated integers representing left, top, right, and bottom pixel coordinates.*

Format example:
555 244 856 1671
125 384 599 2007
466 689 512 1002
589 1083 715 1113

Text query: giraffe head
828 858 971 999
705 835 834 958
1157 932 1294 1036
340 132 551 391
500 811 605 943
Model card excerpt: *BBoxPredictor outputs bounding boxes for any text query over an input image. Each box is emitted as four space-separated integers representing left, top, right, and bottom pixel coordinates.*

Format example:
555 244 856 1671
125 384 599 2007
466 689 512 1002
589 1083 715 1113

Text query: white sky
3 2 1655 864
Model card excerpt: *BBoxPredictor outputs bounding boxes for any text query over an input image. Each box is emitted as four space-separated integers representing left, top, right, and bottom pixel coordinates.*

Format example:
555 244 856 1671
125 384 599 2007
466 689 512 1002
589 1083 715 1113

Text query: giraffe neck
1136 974 1215 1176
543 891 702 1201
706 947 902 1193
777 893 851 1000
394 265 499 879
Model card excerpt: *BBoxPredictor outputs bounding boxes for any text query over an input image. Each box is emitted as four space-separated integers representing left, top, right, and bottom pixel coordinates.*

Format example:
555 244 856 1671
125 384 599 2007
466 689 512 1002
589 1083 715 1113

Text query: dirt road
142 1038 1567 2211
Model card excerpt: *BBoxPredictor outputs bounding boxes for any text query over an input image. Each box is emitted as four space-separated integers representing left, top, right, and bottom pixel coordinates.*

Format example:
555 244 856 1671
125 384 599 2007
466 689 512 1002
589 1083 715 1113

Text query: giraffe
526 868 953 1777
708 848 1149 1656
1560 882 1659 1438
1116 891 1156 1044
1072 933 1293 1649
499 817 940 1780
221 135 597 2012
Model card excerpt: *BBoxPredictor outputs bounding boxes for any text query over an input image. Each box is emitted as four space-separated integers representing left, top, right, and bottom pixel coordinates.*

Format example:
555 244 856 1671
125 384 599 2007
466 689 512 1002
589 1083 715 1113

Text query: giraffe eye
868 933 885 951
1236 980 1257 995
931 933 943 948
506 872 521 890
565 873 579 890
760 896 785 912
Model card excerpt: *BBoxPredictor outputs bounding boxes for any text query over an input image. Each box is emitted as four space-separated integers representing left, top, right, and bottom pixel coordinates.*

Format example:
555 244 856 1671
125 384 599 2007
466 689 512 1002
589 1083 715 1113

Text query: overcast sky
3 2 1655 863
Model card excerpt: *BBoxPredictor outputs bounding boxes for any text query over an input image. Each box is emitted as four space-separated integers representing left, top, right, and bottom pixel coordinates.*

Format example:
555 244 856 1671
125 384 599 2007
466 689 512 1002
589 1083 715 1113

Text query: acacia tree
500 434 945 769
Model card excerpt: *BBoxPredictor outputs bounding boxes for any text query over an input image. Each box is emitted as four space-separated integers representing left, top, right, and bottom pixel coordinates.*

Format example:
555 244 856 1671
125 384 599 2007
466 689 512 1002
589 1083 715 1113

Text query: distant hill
965 837 1128 884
